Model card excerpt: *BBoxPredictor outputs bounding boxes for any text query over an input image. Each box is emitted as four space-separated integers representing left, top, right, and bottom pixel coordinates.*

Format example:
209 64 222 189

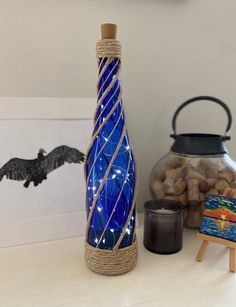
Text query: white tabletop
0 216 235 307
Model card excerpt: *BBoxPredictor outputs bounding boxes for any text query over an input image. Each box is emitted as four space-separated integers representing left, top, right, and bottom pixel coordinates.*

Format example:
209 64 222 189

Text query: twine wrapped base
85 240 138 276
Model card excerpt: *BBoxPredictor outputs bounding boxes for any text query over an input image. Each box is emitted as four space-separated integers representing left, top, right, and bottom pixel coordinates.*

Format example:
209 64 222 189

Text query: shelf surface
0 216 236 307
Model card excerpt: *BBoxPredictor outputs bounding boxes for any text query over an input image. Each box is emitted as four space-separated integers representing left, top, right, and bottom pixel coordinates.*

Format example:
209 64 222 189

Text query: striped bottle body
85 56 136 250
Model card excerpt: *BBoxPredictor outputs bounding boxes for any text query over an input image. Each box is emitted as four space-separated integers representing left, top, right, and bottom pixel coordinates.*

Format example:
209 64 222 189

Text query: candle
143 200 184 254
152 208 175 214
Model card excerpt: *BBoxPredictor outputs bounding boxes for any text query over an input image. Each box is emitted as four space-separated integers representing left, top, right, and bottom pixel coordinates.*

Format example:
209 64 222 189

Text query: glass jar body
149 151 236 229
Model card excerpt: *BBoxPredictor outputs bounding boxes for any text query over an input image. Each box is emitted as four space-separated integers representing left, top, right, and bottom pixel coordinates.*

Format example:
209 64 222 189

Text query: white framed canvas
0 97 96 247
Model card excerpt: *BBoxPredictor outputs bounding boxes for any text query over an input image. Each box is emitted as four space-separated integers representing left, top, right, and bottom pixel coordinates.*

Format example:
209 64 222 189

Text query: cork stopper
101 23 117 39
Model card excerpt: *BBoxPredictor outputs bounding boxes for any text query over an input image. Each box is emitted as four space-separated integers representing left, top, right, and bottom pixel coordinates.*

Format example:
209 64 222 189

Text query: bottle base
85 240 138 276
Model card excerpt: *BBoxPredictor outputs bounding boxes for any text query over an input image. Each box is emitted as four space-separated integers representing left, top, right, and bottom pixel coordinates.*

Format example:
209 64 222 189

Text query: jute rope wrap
96 39 122 59
84 38 137 276
85 241 138 276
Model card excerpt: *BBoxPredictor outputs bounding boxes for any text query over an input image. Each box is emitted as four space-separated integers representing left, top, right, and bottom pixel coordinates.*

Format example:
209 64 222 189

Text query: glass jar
150 96 236 229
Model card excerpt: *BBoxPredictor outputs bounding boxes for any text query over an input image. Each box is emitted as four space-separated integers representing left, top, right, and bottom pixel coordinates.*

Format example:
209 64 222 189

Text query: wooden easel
196 233 236 272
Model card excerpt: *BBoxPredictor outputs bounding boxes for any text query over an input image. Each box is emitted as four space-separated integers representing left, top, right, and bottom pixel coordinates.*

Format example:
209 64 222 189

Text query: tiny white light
116 169 121 174
104 137 108 141
112 174 116 179
126 228 131 235
92 186 96 191
126 145 130 150
110 228 115 233
102 238 106 244
95 238 98 243
97 206 102 212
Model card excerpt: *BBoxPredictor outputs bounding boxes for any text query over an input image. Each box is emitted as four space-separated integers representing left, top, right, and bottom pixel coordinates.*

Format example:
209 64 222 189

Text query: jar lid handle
171 96 232 141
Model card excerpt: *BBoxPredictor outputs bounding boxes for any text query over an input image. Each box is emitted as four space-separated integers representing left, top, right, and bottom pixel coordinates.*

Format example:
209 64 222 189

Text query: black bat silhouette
0 145 84 188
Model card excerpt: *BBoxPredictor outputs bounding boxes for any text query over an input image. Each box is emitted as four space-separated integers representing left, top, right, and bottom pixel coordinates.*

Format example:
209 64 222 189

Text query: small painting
200 194 236 242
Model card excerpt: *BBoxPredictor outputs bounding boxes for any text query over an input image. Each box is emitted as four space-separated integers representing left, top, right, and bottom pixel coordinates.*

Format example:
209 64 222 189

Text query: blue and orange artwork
200 194 236 242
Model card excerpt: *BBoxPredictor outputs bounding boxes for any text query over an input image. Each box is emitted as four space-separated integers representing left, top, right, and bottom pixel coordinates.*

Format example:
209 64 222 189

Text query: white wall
0 0 236 211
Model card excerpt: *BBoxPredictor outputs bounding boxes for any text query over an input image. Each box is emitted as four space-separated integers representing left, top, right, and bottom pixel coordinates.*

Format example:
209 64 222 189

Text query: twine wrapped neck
96 39 122 59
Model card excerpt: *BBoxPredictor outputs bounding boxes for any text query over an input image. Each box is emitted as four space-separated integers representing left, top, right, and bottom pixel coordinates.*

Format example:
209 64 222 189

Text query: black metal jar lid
170 96 232 156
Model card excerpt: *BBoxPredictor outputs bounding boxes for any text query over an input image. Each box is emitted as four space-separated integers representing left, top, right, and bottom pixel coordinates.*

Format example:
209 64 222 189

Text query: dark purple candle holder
143 199 184 254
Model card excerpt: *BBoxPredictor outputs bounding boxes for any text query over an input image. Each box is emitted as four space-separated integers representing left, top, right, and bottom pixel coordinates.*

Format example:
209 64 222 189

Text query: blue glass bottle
85 25 136 252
